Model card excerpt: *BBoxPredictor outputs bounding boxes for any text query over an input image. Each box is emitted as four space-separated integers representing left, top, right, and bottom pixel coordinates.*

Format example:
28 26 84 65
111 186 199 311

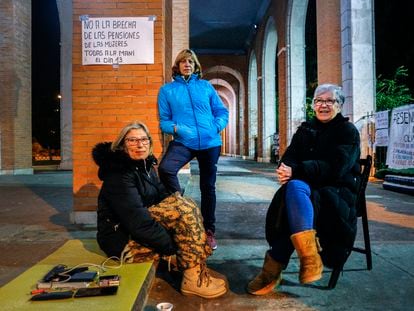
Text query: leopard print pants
122 192 212 270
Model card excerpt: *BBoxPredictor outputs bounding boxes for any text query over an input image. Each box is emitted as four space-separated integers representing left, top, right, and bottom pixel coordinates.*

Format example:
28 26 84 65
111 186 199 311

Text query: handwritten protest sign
386 104 414 169
375 128 389 147
375 110 389 129
81 16 155 65
374 110 389 147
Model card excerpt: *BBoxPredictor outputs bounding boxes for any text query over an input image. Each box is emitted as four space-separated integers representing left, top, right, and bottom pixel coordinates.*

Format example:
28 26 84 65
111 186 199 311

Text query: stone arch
204 66 245 156
286 0 308 142
209 78 237 155
261 17 277 162
248 51 258 160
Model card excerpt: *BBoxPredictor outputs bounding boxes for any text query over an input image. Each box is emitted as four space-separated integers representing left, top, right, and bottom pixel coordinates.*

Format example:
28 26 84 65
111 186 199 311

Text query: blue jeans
158 141 221 232
269 179 314 265
285 179 314 234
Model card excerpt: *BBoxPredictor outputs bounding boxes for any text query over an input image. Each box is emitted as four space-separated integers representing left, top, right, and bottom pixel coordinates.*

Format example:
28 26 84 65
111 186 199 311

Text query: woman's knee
158 159 176 175
286 179 311 196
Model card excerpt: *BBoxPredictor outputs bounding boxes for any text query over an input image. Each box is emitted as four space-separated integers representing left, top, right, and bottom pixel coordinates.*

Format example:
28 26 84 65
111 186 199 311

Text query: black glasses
125 137 150 145
313 98 337 107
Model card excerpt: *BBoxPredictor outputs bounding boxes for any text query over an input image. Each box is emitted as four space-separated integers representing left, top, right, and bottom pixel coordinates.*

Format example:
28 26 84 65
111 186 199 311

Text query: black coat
92 142 176 258
266 114 361 268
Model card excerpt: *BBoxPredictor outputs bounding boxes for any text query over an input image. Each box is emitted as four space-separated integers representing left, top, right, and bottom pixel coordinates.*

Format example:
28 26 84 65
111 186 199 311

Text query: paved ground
145 157 414 311
0 157 413 310
0 170 95 287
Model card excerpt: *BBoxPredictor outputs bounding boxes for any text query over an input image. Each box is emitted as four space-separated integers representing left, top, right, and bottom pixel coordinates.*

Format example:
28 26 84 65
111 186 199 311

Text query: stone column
56 0 73 170
286 0 308 143
165 0 189 81
341 0 375 158
172 0 189 67
164 0 191 173
341 0 375 122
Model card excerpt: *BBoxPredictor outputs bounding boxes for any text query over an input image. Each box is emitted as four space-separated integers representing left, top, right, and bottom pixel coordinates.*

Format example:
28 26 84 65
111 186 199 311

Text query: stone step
383 174 414 195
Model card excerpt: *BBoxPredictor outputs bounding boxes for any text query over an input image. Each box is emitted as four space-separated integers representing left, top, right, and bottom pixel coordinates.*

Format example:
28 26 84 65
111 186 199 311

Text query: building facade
0 0 375 224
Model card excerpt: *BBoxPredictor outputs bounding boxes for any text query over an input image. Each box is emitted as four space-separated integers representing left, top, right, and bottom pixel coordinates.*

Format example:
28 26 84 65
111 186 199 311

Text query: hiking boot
181 263 227 298
206 230 217 250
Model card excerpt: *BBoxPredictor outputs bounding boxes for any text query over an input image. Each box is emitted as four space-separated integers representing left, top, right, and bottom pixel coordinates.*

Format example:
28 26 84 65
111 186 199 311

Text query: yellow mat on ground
0 239 154 311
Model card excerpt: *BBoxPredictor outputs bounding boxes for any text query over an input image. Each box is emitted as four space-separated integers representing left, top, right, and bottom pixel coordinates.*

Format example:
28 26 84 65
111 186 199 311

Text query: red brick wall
72 0 165 212
0 0 32 172
316 0 341 85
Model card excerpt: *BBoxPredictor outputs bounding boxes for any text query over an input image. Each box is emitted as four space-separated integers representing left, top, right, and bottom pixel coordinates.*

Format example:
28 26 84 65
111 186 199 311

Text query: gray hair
111 121 153 154
313 84 345 105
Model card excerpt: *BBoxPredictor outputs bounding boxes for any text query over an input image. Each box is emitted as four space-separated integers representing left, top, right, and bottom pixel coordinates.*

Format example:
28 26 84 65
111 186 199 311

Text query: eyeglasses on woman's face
124 129 151 160
125 137 150 146
312 98 337 107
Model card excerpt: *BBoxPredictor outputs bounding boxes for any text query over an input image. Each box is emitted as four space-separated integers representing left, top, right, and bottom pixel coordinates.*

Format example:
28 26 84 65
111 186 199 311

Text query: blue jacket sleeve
158 87 175 135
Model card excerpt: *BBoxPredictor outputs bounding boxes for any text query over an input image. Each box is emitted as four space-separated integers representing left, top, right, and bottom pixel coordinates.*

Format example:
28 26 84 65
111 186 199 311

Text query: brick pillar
0 0 33 175
316 0 341 84
72 0 166 224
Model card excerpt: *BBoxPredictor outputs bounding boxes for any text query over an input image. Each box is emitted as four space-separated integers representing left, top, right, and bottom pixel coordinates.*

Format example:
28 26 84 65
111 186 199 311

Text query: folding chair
327 155 373 289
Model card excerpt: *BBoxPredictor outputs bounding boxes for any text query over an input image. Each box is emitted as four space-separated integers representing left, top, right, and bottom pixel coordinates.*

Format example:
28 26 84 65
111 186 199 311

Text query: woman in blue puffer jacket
157 49 229 250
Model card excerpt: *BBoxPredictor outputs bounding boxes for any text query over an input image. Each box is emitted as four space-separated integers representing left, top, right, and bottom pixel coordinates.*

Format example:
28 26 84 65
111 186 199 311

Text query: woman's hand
276 162 292 185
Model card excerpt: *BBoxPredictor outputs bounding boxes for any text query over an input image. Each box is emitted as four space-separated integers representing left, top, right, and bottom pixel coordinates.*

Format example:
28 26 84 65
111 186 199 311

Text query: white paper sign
386 104 414 169
375 110 389 129
375 128 389 147
82 17 154 65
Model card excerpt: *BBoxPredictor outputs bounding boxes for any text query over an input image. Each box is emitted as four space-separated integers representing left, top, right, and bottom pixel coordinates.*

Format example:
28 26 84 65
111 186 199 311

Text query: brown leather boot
290 229 323 284
247 251 283 295
181 264 227 299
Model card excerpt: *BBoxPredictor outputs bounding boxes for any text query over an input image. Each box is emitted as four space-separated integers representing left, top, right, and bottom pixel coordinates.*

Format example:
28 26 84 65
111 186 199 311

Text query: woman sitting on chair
248 83 361 294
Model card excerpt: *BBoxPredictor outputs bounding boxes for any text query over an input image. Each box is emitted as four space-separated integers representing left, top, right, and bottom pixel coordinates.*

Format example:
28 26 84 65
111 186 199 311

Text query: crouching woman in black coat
92 121 227 299
248 84 361 294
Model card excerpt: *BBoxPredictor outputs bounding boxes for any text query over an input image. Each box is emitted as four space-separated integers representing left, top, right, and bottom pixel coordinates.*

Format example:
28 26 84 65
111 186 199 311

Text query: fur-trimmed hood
93 142 175 258
92 142 157 180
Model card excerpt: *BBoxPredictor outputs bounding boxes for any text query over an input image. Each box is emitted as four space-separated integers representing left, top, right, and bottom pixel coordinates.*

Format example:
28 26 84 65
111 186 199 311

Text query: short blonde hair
111 121 153 154
172 49 202 78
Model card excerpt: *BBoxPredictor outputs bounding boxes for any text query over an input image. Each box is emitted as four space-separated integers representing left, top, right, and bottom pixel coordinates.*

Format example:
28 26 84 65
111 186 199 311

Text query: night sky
32 0 60 150
31 0 414 150
375 1 414 89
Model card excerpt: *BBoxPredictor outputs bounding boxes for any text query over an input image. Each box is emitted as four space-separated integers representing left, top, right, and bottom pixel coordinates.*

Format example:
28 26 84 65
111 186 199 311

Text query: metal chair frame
327 155 373 289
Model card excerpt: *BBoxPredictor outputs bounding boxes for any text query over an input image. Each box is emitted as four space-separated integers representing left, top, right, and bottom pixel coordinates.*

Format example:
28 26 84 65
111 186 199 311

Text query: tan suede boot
181 264 227 299
290 229 323 284
247 251 283 295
